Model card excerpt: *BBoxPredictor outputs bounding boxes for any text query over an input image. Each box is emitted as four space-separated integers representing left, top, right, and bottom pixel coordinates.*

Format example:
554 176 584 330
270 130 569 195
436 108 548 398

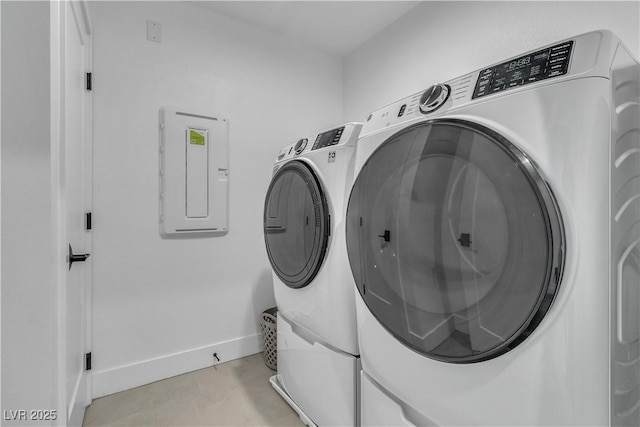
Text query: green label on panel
189 129 205 146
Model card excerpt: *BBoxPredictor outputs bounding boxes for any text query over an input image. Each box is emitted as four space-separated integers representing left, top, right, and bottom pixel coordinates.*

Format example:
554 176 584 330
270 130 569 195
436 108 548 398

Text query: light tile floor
83 353 305 426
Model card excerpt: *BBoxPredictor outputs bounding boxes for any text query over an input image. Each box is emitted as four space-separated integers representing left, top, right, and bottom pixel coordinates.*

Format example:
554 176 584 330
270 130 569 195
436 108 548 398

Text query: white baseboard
91 333 264 399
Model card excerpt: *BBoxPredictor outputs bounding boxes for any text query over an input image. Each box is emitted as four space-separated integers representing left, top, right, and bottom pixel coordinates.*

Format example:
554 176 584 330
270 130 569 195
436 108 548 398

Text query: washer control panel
360 32 619 137
311 126 345 150
473 41 573 99
273 123 363 165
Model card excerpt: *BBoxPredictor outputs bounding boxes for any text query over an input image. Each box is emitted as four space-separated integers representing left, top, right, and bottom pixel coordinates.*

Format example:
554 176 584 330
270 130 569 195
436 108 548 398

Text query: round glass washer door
346 119 565 363
264 160 330 289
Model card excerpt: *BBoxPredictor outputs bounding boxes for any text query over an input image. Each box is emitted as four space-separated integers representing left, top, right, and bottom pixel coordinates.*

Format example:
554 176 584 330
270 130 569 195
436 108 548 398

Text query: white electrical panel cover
159 108 229 237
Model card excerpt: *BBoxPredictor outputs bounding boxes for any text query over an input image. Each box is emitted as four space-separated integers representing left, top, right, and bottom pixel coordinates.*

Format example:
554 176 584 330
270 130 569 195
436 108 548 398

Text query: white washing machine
263 123 363 426
347 30 639 426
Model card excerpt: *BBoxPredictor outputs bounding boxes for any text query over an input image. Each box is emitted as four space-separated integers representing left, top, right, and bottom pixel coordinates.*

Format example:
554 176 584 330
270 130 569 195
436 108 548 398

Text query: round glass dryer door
346 119 564 363
264 160 330 289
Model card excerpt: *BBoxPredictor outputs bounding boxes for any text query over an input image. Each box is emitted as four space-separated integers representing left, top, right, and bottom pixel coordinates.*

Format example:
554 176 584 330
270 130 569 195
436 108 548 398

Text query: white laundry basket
260 307 277 370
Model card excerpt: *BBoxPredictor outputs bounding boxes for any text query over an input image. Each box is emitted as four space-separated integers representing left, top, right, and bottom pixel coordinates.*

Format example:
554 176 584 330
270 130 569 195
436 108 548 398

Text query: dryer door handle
378 230 391 242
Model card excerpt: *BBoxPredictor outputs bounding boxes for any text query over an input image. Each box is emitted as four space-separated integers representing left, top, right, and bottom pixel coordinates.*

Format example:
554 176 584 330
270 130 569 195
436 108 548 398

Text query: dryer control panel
472 41 573 99
311 126 345 150
273 123 363 165
360 33 592 137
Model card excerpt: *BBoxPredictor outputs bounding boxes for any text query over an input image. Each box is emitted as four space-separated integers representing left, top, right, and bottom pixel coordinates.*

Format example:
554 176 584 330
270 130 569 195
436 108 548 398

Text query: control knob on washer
419 84 451 114
294 138 308 155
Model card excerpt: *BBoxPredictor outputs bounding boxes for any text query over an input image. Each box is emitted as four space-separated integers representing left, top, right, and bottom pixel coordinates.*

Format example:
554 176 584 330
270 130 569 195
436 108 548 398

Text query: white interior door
61 1 92 425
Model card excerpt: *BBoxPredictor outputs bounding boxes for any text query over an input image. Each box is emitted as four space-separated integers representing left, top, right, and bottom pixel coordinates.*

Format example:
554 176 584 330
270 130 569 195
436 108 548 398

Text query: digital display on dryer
473 40 573 99
312 127 345 150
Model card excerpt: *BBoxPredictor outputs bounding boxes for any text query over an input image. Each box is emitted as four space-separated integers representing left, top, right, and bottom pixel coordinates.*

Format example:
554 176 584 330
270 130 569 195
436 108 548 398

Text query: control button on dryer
294 138 308 155
419 83 451 114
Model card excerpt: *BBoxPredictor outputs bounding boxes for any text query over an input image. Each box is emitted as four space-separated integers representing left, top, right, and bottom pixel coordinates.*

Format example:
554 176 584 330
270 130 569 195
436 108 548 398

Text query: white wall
344 1 640 122
89 1 343 397
1 1 55 424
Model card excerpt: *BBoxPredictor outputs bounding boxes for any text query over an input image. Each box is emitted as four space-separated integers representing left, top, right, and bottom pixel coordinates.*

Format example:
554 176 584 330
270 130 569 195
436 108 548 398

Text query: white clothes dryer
347 30 639 426
264 123 363 426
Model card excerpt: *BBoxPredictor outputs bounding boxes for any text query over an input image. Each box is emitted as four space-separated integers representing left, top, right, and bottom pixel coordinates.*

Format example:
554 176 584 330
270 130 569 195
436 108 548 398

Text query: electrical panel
159 108 229 237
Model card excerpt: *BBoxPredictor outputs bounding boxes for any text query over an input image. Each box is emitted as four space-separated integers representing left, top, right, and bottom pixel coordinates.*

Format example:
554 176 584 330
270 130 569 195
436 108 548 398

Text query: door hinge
85 212 92 230
86 72 92 91
85 352 92 371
